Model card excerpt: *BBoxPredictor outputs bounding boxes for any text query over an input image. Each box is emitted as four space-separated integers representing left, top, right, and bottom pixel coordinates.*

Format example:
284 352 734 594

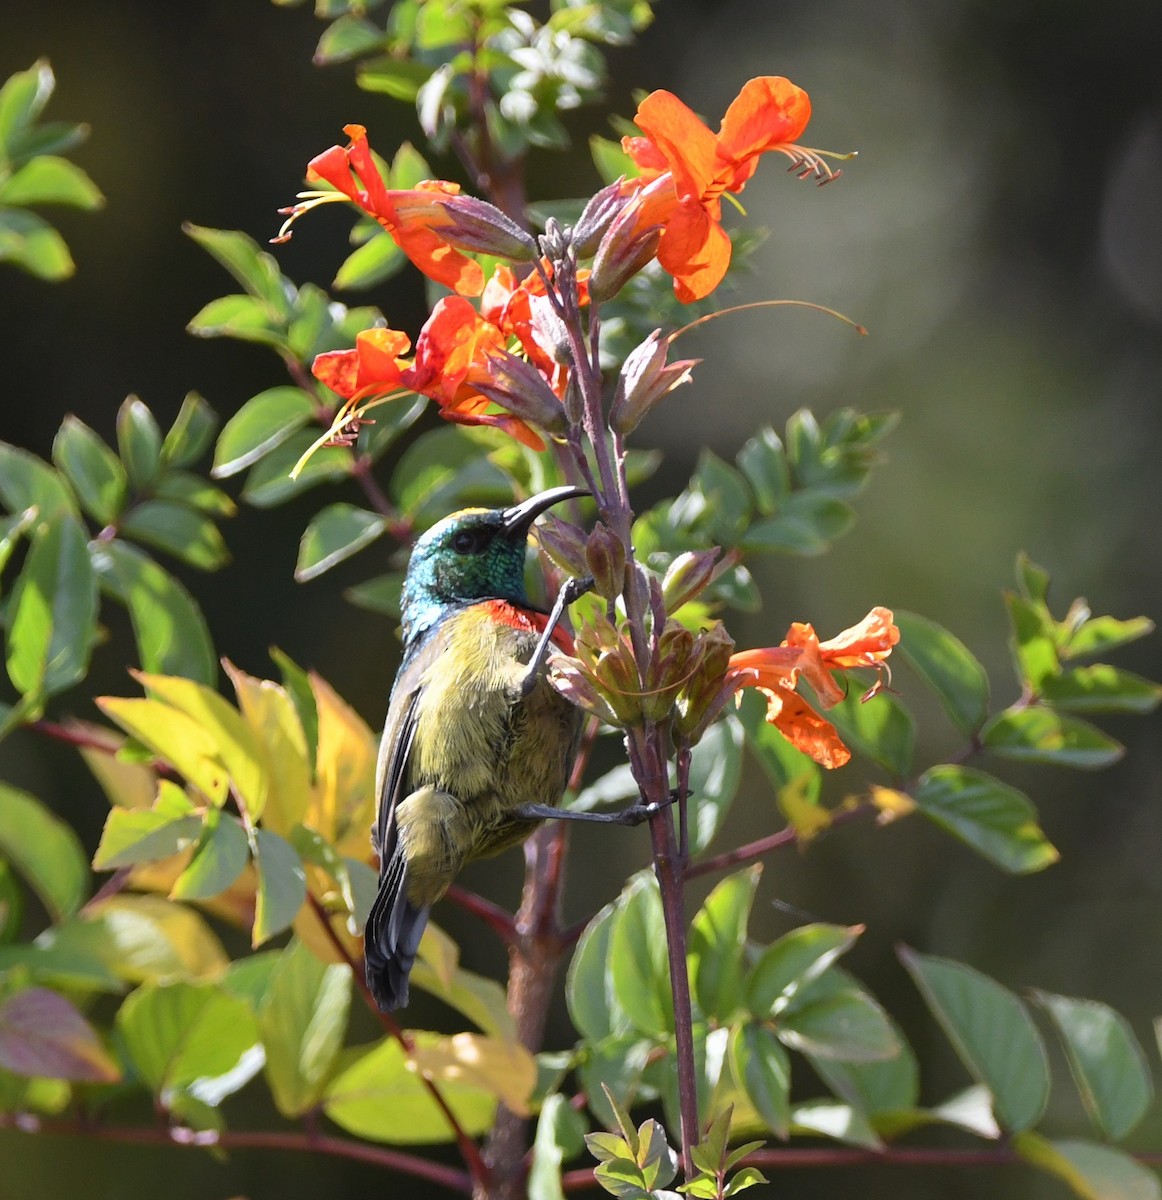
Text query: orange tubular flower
312 296 545 450
298 124 485 297
620 76 842 302
727 607 899 769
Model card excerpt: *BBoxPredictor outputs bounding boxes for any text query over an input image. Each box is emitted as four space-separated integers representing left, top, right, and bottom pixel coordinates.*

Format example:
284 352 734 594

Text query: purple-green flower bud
585 521 627 602
537 514 590 577
610 331 699 435
476 350 567 434
588 214 661 305
572 181 628 258
436 194 538 261
662 549 720 614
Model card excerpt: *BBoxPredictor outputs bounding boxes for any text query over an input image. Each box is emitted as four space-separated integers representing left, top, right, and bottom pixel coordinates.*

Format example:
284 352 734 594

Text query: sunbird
367 484 652 1012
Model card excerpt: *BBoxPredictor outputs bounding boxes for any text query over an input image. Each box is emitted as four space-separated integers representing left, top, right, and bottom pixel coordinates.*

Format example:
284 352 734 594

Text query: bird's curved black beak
501 485 589 535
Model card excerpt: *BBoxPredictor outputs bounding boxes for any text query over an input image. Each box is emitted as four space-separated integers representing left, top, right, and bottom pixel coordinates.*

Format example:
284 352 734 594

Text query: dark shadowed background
2 1 1161 1196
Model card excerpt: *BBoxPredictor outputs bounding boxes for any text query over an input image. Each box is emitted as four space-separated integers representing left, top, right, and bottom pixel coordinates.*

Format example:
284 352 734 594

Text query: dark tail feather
364 851 429 1011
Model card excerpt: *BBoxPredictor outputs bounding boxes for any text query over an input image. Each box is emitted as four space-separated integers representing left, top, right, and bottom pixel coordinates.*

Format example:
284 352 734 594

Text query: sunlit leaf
900 948 1048 1131
745 924 862 1018
51 415 126 524
730 1021 790 1138
0 782 88 920
296 503 389 582
170 810 250 901
252 828 307 946
981 707 1122 769
1034 991 1153 1140
894 611 989 737
913 765 1058 874
567 896 630 1043
258 937 351 1117
212 387 317 478
324 1034 496 1143
688 866 760 1022
411 1032 537 1116
609 874 671 1036
1015 1132 1161 1200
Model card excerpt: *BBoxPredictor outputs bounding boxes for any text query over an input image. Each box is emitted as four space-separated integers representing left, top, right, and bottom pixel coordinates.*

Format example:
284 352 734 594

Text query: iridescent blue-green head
400 485 587 646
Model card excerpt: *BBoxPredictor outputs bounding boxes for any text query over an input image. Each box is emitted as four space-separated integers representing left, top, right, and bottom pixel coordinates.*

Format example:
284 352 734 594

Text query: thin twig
0 1112 472 1194
444 884 518 945
306 895 490 1187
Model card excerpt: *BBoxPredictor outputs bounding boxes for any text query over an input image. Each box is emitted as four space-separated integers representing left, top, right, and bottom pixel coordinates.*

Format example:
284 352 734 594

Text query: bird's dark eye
451 529 481 554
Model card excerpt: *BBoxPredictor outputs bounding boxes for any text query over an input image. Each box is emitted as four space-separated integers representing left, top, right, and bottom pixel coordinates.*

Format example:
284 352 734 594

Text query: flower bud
588 214 661 304
435 194 538 261
661 549 720 613
549 656 625 727
585 522 627 602
528 297 573 367
475 350 567 434
610 330 699 435
675 622 736 740
536 514 590 577
571 181 628 257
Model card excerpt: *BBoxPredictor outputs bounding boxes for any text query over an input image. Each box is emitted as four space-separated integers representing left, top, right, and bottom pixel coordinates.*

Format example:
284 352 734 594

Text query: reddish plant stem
685 803 875 880
477 821 570 1200
0 1112 472 1194
443 884 518 945
307 895 490 1187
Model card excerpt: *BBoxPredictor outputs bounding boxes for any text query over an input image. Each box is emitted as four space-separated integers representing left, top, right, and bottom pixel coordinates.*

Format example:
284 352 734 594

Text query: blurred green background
2 1 1161 1196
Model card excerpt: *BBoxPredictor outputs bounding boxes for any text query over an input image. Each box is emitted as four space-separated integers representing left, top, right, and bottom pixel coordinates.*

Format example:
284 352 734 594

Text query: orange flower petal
632 89 720 200
818 606 899 667
657 200 733 303
716 77 812 184
763 687 852 769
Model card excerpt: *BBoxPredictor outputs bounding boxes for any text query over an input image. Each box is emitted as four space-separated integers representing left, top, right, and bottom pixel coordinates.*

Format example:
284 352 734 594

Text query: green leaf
730 1022 790 1137
745 923 862 1018
530 1091 588 1200
51 416 127 524
356 57 435 102
90 539 216 684
170 811 250 900
259 937 352 1117
0 208 73 279
152 471 236 518
1041 664 1162 714
187 293 288 350
183 224 293 316
609 874 672 1036
686 713 744 855
981 706 1123 768
913 765 1058 874
119 499 229 570
824 685 914 777
213 386 318 478
688 867 760 1022
116 396 163 489
894 611 989 736
333 229 406 290
161 392 218 468
324 1034 496 1142
777 980 899 1062
0 507 36 581
567 897 629 1043
1063 615 1155 661
736 426 789 514
741 495 855 556
315 15 386 64
0 442 76 518
0 155 102 209
252 828 306 946
690 450 752 543
1034 992 1153 1140
93 804 203 870
344 571 404 617
240 431 353 508
807 1014 920 1116
579 1036 651 1130
1015 1133 1161 1200
900 947 1049 1131
790 1099 881 1149
0 61 55 151
389 425 510 524
116 979 261 1100
0 988 119 1082
5 513 97 699
296 503 390 582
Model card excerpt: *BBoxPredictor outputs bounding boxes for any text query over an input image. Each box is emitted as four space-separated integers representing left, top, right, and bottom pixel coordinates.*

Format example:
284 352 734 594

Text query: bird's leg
519 573 595 697
512 791 678 828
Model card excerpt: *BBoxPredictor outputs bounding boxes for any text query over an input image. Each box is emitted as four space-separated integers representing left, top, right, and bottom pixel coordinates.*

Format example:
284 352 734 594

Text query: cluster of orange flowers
286 77 832 449
282 77 892 768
